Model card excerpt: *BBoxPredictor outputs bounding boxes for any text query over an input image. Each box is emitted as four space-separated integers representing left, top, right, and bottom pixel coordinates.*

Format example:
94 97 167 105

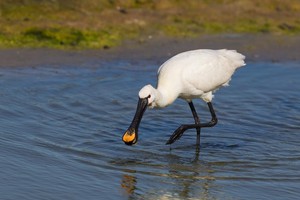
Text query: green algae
0 0 300 49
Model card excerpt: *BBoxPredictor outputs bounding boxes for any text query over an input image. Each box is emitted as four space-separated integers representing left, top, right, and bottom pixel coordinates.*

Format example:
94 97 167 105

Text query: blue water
0 59 300 200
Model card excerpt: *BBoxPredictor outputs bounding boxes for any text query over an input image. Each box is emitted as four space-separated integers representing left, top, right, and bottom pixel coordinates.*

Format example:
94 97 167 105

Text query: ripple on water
0 62 300 200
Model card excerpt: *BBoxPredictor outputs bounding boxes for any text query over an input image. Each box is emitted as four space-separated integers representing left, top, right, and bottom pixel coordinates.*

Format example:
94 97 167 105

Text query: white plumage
123 49 246 146
139 49 245 108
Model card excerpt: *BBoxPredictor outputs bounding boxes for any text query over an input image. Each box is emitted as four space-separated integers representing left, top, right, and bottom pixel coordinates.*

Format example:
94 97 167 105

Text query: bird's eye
147 95 151 98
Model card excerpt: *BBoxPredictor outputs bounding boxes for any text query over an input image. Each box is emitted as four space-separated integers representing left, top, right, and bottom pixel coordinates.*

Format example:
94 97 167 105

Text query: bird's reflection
119 144 216 199
166 144 216 199
121 173 137 196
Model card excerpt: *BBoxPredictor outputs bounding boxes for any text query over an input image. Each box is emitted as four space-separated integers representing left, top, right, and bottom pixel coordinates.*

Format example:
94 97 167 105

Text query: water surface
0 59 299 200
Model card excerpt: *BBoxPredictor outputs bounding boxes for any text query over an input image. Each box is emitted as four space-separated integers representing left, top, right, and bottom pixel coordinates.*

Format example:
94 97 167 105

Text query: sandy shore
0 34 299 67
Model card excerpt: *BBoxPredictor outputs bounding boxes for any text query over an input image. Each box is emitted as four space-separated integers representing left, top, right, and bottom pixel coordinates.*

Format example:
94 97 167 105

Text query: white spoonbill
122 49 246 146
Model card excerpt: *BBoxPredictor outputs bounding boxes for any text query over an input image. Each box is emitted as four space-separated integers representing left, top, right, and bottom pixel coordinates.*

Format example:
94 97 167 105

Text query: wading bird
122 49 245 146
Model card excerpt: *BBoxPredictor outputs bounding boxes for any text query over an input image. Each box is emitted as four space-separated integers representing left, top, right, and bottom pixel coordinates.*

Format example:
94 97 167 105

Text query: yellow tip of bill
122 131 137 145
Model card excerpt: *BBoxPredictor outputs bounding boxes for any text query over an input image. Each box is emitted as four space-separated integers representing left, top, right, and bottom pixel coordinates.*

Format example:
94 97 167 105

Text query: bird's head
138 84 157 108
122 85 155 145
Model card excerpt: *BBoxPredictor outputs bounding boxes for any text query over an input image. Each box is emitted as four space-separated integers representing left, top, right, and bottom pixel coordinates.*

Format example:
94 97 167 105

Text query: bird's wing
181 50 243 93
157 49 245 95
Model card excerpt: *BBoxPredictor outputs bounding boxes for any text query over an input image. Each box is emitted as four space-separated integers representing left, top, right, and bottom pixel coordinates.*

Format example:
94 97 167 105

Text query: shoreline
0 34 299 67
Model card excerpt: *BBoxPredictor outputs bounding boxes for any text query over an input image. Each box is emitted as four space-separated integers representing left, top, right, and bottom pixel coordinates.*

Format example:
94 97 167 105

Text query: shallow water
0 59 299 200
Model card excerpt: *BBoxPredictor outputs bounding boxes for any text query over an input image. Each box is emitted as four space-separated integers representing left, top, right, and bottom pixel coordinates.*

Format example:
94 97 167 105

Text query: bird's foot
166 118 218 145
166 125 187 145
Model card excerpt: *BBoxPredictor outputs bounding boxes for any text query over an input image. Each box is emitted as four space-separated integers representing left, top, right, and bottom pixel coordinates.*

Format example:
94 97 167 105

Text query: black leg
188 101 201 146
199 102 218 128
166 102 218 145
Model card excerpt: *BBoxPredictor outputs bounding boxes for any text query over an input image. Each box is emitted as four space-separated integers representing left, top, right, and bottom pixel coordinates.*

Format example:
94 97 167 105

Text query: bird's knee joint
209 118 218 126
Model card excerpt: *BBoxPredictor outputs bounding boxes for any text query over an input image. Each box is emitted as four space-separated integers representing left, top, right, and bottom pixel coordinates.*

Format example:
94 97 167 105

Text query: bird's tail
219 49 246 69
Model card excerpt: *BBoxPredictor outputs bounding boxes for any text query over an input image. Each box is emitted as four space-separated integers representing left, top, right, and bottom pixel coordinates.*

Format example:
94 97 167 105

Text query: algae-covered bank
0 0 300 49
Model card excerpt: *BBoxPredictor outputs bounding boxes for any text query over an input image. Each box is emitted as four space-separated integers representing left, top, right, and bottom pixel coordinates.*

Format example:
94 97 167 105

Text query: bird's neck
154 87 177 108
